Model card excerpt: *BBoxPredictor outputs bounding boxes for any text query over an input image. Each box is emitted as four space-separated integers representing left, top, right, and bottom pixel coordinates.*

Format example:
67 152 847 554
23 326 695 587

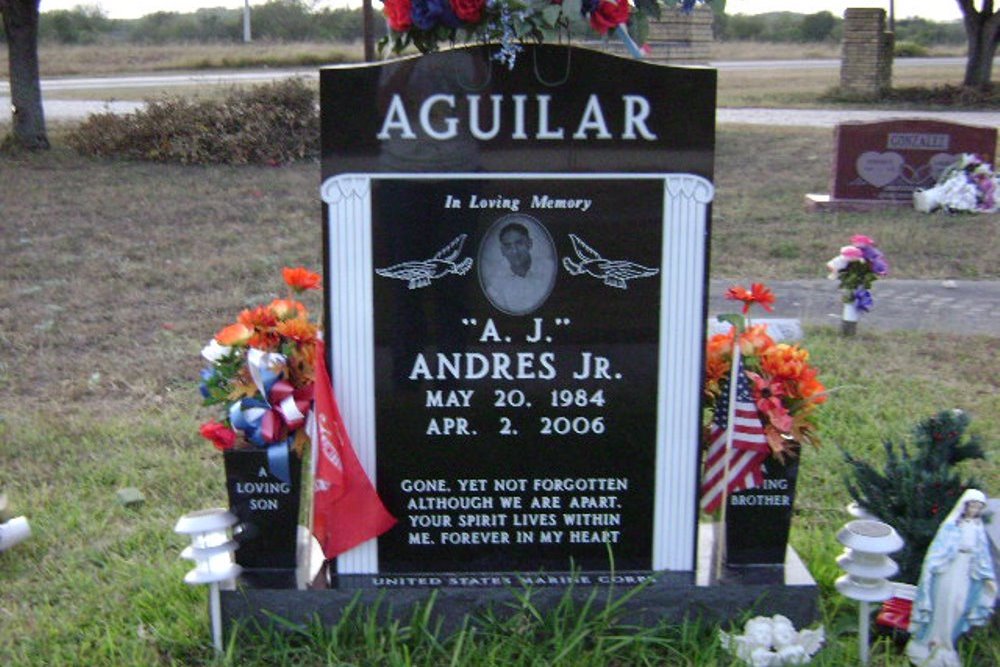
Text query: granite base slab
805 193 913 212
219 523 819 636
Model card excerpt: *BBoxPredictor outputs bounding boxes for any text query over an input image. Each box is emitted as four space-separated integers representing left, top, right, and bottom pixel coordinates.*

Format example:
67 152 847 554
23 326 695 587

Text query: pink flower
746 372 793 433
850 234 875 246
840 245 863 260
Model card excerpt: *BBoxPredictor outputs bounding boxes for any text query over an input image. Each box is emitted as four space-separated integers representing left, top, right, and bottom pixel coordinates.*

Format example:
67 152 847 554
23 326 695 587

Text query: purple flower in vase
861 245 890 276
853 288 874 313
412 0 461 30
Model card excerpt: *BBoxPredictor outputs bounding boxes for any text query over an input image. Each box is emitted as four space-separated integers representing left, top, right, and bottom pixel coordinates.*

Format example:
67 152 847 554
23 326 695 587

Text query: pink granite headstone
831 120 997 202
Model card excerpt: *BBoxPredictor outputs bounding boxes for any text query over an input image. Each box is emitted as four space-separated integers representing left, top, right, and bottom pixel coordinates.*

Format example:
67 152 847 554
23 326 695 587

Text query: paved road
4 56 993 123
22 55 973 92
708 279 1000 336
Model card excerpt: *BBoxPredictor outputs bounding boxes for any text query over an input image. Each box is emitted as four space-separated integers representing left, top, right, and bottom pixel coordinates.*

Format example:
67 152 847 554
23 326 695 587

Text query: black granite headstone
224 448 302 588
725 458 799 567
320 44 715 587
220 43 820 637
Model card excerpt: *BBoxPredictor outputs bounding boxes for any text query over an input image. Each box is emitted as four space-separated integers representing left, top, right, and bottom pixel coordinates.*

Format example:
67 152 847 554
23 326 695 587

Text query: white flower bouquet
914 153 999 214
720 615 824 667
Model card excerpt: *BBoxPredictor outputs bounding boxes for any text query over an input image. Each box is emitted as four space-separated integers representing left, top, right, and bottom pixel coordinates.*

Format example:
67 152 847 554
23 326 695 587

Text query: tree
800 11 836 42
842 409 986 584
0 0 48 149
957 0 1000 88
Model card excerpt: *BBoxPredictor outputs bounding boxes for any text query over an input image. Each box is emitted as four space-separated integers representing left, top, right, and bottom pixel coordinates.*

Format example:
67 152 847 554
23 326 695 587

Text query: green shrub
67 78 319 164
894 40 929 58
841 410 987 584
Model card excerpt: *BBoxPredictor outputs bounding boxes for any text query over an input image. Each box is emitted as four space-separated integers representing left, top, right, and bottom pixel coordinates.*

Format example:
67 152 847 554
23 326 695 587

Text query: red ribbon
260 380 314 443
875 597 912 631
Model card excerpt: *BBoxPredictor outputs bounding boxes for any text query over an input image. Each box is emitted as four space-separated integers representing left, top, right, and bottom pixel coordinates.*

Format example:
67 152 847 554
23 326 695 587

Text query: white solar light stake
174 508 241 652
835 519 904 665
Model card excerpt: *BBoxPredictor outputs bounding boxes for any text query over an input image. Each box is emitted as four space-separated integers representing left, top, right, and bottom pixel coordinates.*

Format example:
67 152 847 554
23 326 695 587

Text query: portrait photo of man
479 214 557 315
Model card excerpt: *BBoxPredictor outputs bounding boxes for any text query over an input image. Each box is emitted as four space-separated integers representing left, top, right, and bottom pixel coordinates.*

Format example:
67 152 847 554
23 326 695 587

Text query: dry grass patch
2 127 997 425
1 40 363 77
710 41 968 61
0 147 320 420
713 125 1000 280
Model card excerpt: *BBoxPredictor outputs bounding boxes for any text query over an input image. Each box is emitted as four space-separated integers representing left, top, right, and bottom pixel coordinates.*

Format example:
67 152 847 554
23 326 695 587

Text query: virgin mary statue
906 489 996 667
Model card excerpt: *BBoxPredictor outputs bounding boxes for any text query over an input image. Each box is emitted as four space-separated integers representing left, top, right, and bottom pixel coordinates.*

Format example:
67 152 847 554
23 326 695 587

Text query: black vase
223 446 302 588
724 456 799 567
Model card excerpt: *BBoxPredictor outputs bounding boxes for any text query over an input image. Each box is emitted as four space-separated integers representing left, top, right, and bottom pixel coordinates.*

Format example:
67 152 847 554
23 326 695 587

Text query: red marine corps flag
311 341 396 558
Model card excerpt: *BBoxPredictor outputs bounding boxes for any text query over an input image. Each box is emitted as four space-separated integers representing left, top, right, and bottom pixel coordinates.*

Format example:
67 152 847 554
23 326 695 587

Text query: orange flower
794 369 827 404
760 343 811 382
725 282 776 314
707 332 733 361
276 317 318 344
737 323 774 357
283 266 322 293
215 323 252 347
238 306 278 330
269 298 306 321
704 333 733 388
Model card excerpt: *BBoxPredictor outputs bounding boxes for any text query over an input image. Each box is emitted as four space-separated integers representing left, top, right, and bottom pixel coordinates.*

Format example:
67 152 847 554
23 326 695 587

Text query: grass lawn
1 123 999 662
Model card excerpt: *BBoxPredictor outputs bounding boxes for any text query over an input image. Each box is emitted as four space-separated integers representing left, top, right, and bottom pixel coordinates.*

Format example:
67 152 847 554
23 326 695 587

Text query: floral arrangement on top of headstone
700 283 827 513
198 267 322 477
842 409 987 586
913 153 999 214
378 0 711 66
825 234 889 335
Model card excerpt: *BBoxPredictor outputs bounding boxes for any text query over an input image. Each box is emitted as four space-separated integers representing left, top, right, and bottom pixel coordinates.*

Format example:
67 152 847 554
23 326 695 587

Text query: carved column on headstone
321 175 379 576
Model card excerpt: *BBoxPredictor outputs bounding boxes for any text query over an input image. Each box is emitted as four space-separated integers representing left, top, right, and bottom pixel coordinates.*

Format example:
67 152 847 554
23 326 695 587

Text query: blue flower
199 367 214 398
581 0 600 13
853 288 874 313
411 0 461 30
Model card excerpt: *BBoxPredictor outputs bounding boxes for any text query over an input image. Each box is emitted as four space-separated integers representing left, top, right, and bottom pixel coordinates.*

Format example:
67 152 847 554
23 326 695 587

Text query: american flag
700 365 770 513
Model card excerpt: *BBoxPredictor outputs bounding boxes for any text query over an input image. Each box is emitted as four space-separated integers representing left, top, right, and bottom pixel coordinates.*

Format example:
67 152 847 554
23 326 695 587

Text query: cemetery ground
1 121 998 665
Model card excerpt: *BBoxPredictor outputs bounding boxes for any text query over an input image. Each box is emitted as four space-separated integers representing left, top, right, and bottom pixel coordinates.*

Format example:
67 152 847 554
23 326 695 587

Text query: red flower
199 421 237 451
383 0 413 32
724 282 775 314
590 0 630 35
282 266 322 293
746 372 793 433
449 0 486 23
